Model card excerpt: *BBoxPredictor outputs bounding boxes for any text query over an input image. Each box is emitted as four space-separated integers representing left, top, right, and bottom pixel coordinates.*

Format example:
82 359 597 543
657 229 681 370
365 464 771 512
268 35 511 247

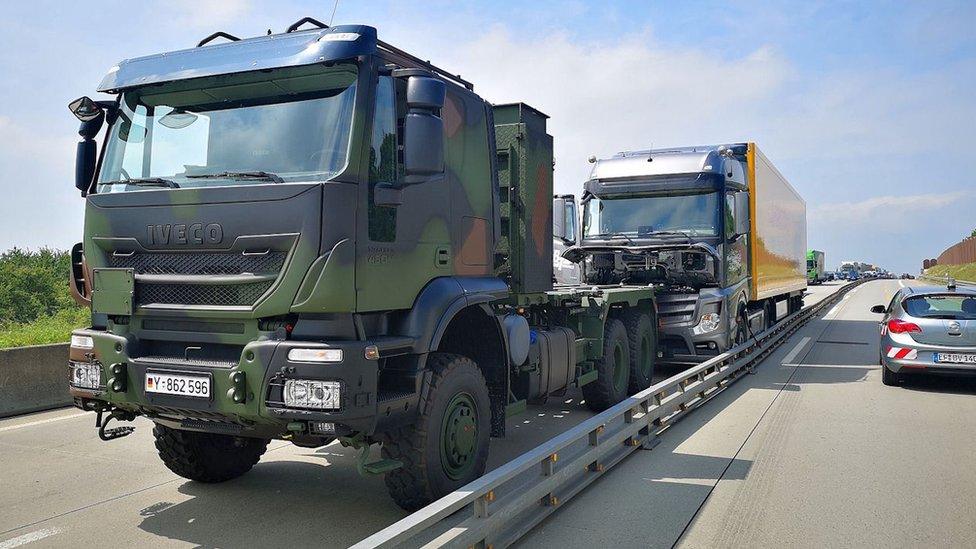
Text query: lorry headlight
71 334 94 349
69 360 101 389
287 348 343 363
693 313 721 334
283 379 341 410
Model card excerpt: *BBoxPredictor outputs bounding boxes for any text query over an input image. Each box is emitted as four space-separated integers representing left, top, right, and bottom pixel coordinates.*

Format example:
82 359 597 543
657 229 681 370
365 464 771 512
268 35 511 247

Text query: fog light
71 334 94 349
693 313 721 335
70 360 101 389
287 348 343 363
283 379 341 409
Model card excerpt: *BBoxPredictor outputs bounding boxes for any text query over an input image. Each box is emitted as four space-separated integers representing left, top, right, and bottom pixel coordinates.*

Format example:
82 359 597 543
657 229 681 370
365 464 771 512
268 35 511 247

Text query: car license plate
145 370 211 398
935 353 976 364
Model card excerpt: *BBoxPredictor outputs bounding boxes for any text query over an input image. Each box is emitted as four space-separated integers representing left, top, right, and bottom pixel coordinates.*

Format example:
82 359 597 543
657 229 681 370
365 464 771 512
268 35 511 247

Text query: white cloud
164 0 255 29
811 191 972 230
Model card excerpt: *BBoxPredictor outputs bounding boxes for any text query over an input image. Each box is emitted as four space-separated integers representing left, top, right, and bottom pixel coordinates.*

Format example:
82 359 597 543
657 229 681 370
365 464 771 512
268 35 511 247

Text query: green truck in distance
807 250 826 285
65 20 656 510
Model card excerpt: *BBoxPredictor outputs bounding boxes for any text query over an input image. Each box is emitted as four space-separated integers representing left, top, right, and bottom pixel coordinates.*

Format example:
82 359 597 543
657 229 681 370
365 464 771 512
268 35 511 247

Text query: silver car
871 282 976 385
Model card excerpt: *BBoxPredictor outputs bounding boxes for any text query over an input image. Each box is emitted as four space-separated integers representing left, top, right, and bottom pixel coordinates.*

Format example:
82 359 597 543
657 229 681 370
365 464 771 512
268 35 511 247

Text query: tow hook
339 433 402 476
96 406 137 441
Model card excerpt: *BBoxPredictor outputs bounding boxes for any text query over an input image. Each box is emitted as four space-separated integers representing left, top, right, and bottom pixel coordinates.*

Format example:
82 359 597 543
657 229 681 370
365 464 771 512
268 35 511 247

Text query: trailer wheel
379 353 491 511
624 312 656 393
153 424 268 483
583 318 631 412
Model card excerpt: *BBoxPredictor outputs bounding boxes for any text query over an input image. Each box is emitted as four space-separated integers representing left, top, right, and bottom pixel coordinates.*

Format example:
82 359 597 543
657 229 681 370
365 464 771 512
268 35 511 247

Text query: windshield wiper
102 177 180 188
640 230 694 243
593 232 636 244
186 171 284 183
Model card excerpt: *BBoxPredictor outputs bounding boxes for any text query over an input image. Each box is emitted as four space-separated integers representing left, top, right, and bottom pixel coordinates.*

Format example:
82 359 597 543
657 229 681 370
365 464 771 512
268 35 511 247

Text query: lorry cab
564 143 806 363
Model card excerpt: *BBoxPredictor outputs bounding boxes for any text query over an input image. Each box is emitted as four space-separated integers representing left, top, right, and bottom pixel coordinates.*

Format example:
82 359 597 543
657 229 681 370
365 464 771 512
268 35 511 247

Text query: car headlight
283 379 341 410
71 334 94 349
69 360 102 389
693 312 721 335
287 348 343 363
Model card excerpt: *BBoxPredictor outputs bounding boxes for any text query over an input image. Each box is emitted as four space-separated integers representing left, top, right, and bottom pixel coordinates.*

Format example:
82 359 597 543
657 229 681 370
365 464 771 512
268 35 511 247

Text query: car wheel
881 363 900 386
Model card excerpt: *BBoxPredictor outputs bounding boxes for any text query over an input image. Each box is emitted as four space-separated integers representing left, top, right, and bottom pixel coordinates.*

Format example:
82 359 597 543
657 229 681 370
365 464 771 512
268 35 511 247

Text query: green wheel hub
440 392 479 480
612 341 628 392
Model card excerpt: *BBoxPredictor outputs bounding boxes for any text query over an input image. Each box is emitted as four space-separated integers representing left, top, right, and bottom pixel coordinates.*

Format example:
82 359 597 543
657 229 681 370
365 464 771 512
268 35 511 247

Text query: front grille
657 293 699 323
111 251 286 307
111 251 286 275
137 281 274 307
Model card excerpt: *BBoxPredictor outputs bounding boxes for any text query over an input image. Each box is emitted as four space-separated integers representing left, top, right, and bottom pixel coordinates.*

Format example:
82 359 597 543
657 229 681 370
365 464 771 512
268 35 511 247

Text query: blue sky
1 0 974 274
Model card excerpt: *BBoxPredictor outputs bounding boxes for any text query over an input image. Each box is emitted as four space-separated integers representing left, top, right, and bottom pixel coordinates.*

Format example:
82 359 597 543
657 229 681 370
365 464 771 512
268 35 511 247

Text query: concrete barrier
0 343 71 418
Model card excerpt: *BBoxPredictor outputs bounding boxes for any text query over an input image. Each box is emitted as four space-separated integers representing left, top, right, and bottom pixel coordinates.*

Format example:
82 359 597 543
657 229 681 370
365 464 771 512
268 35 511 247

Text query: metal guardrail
354 282 864 549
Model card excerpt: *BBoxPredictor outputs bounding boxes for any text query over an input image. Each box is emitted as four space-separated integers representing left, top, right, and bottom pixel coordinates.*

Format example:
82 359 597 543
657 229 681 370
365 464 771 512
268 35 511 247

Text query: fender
397 276 510 353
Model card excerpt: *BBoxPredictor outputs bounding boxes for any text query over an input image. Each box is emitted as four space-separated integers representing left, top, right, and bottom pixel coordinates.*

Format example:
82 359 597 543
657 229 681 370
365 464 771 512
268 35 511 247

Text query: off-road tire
153 424 269 483
582 318 631 412
625 311 656 394
379 353 491 511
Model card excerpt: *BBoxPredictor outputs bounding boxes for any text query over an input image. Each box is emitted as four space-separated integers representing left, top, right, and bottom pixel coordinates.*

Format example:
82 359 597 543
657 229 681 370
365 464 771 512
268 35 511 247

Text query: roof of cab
97 25 377 92
588 143 748 182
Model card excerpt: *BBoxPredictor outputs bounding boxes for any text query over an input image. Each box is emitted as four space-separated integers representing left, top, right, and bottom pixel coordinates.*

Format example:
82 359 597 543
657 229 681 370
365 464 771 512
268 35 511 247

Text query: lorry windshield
97 64 358 192
582 192 720 239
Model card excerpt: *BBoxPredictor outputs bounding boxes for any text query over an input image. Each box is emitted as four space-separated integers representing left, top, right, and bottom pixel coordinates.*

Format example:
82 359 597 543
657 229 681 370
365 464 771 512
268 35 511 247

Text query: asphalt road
521 278 976 548
0 281 850 548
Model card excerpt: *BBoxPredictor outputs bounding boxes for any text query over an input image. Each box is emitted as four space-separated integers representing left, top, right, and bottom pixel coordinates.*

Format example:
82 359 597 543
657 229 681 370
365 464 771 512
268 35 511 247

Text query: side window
368 76 398 242
724 192 736 240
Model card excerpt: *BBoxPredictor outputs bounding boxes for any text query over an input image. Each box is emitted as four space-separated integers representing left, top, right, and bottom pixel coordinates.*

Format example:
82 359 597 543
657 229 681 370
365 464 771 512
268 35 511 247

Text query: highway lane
0 281 844 548
521 279 976 548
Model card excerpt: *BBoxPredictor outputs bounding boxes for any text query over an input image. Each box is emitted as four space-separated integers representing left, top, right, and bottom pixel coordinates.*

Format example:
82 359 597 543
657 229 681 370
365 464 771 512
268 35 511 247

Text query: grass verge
0 308 89 349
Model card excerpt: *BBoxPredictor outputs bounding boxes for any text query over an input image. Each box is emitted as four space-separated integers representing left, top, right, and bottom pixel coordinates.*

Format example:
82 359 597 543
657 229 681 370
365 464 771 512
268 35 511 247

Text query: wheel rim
612 341 628 392
440 392 479 480
638 332 653 379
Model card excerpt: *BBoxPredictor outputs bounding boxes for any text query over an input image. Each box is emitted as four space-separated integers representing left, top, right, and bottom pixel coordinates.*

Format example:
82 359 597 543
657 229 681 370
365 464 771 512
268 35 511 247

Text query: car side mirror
870 305 886 314
402 76 445 185
734 191 750 236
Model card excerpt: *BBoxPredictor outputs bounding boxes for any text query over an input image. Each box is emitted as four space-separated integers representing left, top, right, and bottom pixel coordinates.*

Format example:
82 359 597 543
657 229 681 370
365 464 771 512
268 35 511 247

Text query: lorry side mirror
402 76 445 185
734 191 750 236
552 197 566 240
69 97 106 196
552 196 578 244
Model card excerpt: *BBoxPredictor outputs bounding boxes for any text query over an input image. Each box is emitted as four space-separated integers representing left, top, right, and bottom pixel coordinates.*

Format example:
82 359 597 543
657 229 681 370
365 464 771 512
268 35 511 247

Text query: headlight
283 379 341 410
287 348 343 363
693 312 721 335
69 360 101 389
71 334 94 349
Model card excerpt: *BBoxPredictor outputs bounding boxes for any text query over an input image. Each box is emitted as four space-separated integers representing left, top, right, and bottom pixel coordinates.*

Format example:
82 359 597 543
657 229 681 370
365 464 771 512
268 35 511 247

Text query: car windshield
903 294 976 320
582 191 720 238
97 64 358 193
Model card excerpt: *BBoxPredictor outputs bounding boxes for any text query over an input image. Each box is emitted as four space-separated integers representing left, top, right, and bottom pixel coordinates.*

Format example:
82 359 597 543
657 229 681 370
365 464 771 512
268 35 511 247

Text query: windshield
97 64 358 192
903 294 976 320
582 192 720 239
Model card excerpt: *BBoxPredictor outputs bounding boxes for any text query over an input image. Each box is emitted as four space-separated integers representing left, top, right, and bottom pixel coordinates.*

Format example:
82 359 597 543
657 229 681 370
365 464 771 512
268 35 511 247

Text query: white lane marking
0 412 87 434
824 303 842 319
781 336 811 365
898 280 906 288
0 528 62 549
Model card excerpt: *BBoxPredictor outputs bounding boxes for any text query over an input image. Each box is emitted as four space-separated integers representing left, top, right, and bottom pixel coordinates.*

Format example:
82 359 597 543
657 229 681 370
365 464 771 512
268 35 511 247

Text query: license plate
936 353 976 364
145 370 211 398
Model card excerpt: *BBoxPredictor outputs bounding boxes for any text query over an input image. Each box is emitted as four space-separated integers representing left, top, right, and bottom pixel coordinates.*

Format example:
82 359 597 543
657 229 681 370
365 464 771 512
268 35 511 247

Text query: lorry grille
110 251 286 307
656 294 698 324
136 281 274 307
111 251 286 275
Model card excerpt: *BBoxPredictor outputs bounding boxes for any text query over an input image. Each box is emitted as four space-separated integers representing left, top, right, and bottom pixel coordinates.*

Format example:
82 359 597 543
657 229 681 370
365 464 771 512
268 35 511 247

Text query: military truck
807 250 826 285
558 143 806 363
65 19 656 510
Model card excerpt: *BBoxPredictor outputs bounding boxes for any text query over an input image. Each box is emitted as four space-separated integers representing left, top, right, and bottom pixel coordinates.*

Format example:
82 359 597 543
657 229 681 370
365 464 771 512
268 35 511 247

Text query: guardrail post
474 489 495 519
587 426 604 472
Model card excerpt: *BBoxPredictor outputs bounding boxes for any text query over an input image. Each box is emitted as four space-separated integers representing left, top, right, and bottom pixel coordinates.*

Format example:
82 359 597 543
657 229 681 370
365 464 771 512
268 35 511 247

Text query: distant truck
65 21 657 510
558 143 807 363
807 250 826 284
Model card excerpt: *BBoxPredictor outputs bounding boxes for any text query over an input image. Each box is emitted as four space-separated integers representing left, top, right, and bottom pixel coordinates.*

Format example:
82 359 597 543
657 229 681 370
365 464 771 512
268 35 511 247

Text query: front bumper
658 323 730 364
69 329 385 437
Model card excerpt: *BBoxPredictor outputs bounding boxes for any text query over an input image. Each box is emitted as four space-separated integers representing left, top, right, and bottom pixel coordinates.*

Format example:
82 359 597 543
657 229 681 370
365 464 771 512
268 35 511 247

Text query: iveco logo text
146 223 223 245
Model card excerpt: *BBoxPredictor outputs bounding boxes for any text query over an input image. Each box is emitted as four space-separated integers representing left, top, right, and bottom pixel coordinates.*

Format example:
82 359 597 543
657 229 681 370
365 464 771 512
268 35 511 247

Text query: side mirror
734 191 750 236
69 97 106 196
552 196 577 244
402 76 445 185
870 305 886 314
